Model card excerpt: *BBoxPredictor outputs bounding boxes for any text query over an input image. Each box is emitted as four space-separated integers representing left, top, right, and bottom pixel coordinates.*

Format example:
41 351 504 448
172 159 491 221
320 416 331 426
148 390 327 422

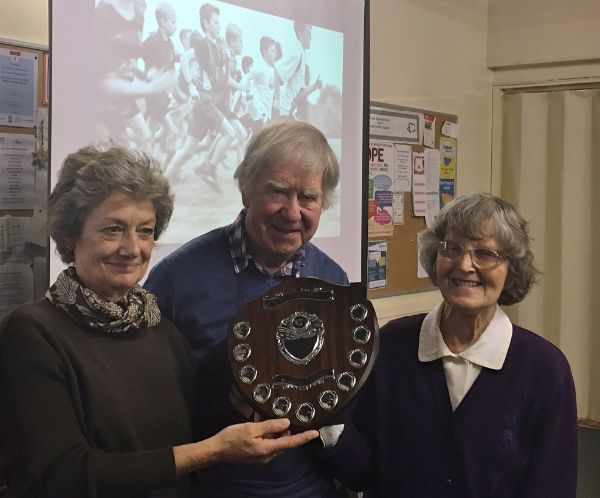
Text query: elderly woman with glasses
326 192 577 497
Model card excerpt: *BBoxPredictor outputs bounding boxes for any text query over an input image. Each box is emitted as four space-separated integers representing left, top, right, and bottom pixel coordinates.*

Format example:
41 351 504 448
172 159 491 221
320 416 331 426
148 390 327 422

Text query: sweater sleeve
322 366 379 491
0 310 176 497
520 353 578 498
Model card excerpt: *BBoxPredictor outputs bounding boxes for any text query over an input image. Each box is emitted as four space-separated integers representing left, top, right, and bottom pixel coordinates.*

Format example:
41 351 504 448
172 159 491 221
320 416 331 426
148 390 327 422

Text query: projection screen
50 0 366 283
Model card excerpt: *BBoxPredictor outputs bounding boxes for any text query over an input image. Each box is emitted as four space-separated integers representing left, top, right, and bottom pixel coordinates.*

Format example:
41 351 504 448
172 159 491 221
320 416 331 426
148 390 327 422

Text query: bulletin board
367 101 458 298
0 39 49 320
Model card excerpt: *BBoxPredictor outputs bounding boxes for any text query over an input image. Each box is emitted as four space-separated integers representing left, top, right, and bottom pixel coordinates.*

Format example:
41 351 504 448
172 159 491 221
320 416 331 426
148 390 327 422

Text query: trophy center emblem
276 311 324 365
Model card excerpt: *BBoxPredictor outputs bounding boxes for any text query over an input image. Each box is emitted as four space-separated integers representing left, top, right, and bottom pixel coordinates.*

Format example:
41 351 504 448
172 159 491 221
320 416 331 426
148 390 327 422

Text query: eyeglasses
437 241 505 270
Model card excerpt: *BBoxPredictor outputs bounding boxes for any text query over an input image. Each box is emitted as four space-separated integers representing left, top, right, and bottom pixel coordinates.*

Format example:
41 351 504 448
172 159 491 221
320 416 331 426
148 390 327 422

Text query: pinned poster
367 240 388 289
412 152 426 217
392 192 404 225
424 149 441 227
440 179 455 207
0 134 36 209
423 114 436 148
0 216 30 259
394 144 412 192
368 140 394 237
0 48 37 127
441 120 459 139
439 137 457 180
0 262 33 321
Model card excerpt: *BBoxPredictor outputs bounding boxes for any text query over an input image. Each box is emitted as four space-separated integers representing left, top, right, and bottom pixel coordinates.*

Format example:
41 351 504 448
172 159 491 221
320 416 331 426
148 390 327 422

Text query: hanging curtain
501 88 600 425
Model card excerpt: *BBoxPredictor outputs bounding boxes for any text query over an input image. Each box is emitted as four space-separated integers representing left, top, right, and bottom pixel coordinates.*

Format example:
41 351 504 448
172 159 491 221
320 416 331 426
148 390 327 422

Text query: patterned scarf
46 266 161 334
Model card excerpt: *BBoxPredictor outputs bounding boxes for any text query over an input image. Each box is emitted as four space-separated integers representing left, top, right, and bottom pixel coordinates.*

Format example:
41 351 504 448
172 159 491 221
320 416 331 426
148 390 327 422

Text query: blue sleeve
144 261 176 323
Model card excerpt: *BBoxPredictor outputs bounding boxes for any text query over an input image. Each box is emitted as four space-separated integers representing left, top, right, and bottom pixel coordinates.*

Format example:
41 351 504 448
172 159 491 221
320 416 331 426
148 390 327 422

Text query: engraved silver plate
276 311 324 366
272 396 292 417
352 325 371 344
296 403 316 423
253 384 272 403
233 321 251 339
233 343 252 362
348 349 367 368
318 390 339 410
239 364 257 384
349 304 368 322
337 371 356 391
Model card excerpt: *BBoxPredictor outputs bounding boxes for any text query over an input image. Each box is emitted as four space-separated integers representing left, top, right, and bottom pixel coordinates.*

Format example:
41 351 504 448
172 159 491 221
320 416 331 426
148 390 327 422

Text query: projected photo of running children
93 0 344 244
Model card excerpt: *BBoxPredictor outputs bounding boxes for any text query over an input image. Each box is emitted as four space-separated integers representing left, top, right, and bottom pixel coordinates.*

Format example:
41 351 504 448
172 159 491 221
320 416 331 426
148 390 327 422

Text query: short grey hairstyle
419 192 537 305
48 145 174 264
234 120 340 209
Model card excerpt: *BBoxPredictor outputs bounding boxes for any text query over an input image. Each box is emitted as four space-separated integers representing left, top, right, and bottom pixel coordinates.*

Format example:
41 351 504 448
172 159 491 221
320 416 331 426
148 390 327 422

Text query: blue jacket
145 226 348 497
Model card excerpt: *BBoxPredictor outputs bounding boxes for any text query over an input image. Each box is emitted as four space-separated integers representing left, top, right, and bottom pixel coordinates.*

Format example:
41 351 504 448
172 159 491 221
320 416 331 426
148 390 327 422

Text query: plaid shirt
225 209 305 277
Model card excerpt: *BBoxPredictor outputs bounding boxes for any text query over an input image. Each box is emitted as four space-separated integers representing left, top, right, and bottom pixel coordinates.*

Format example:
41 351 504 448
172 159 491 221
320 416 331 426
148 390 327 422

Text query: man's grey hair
234 121 340 209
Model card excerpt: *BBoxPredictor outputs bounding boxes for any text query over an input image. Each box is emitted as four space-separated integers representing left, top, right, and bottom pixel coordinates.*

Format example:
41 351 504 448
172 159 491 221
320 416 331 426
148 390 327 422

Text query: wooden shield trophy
227 278 379 430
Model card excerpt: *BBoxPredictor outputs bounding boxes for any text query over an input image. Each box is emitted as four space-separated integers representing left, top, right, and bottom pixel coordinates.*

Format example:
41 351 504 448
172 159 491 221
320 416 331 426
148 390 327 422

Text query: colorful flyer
439 137 457 179
368 140 394 237
440 179 455 207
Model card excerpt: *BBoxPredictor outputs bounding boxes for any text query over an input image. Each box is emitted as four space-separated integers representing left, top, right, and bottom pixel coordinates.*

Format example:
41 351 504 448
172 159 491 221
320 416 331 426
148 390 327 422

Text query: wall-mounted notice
424 148 441 227
0 262 33 321
394 144 412 192
0 48 37 127
412 152 426 216
368 140 394 237
367 240 388 289
0 134 36 209
370 106 420 144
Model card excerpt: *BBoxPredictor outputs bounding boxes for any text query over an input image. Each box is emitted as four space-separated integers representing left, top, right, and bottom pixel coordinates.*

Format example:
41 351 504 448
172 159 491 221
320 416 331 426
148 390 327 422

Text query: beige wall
488 0 600 68
0 0 48 46
371 0 492 321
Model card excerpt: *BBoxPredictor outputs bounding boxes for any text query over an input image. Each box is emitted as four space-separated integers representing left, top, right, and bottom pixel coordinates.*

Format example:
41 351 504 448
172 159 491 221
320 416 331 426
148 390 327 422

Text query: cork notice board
367 101 458 298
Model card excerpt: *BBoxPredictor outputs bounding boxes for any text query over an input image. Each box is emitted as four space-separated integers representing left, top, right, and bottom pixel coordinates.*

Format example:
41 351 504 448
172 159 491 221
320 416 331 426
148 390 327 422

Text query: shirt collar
418 302 512 370
225 209 305 277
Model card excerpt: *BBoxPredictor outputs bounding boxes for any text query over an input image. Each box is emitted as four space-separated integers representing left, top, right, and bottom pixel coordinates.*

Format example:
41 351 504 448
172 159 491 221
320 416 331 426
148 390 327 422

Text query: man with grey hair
145 120 346 496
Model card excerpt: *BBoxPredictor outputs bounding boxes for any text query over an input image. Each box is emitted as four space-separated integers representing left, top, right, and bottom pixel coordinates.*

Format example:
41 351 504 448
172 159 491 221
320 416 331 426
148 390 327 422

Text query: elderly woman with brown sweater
0 145 318 498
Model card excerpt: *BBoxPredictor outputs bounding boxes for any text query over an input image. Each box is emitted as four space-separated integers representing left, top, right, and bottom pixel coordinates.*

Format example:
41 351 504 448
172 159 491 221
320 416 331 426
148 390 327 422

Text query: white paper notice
416 236 428 279
0 133 36 209
24 207 46 247
425 148 441 227
394 144 412 192
0 48 38 127
393 192 404 224
370 107 420 144
0 262 33 320
0 216 29 258
441 120 459 139
412 152 426 216
423 114 436 148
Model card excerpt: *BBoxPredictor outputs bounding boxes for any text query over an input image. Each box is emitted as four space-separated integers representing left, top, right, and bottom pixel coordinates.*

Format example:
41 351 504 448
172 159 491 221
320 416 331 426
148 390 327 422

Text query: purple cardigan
326 313 577 498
